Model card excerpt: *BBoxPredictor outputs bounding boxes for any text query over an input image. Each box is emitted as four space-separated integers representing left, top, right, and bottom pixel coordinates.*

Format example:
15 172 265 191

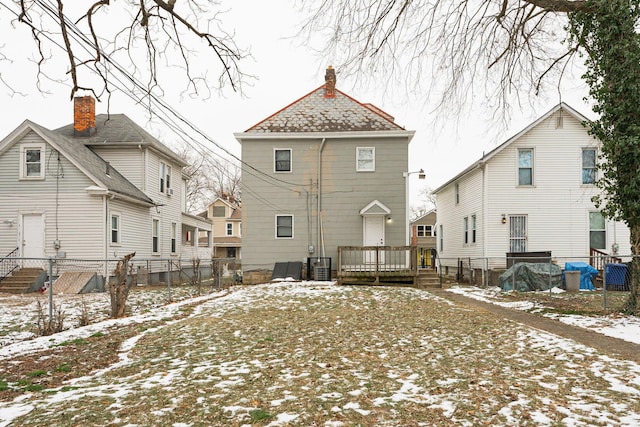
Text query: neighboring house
410 209 437 269
433 102 630 280
0 96 212 278
202 196 242 259
235 66 415 283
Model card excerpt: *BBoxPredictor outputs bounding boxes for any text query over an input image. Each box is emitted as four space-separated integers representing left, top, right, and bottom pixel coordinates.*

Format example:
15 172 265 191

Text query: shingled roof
246 66 405 133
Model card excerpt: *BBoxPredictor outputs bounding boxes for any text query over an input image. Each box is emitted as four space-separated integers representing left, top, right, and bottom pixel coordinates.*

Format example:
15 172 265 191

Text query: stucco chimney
74 96 96 137
324 65 336 98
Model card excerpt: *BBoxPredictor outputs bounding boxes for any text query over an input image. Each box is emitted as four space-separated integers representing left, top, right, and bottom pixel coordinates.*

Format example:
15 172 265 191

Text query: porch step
416 269 442 288
0 268 45 294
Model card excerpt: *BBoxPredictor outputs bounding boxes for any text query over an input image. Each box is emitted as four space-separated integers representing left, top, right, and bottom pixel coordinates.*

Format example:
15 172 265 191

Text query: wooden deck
337 246 417 285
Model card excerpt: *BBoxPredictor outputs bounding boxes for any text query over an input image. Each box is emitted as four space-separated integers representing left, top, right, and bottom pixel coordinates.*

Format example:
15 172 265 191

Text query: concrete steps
416 269 442 288
0 268 45 294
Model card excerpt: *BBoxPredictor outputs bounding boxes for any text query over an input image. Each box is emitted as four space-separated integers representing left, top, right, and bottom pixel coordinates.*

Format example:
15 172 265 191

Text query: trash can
605 263 629 291
565 270 580 292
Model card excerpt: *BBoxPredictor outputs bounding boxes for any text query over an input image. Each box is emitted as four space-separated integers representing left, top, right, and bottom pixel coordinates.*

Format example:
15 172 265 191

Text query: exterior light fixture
501 214 507 224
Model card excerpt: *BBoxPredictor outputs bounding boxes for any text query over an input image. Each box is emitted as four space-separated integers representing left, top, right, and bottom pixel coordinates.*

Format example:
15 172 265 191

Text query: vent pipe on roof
324 66 336 98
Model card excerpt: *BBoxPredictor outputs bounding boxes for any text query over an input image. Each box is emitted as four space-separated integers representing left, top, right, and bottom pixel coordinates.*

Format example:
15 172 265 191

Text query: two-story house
203 196 242 259
410 209 437 269
235 67 415 284
433 102 630 281
0 96 212 285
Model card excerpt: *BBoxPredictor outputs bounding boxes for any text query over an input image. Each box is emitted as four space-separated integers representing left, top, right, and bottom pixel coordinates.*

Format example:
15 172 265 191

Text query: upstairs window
160 162 172 193
518 148 533 186
582 148 596 184
356 147 375 171
276 215 294 238
417 225 433 237
212 206 226 217
20 143 45 179
275 149 292 172
455 183 460 204
226 223 233 236
471 214 477 243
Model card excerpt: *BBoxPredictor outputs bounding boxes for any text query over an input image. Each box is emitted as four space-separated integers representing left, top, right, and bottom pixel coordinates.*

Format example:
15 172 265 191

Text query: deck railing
337 246 417 284
590 247 622 271
0 247 19 283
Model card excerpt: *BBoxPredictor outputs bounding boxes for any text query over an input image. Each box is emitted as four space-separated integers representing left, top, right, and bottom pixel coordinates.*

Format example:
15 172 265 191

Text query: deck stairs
415 269 442 288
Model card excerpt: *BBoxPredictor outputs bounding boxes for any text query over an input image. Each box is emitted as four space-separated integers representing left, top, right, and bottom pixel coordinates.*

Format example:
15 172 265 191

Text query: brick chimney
73 96 96 137
324 65 336 98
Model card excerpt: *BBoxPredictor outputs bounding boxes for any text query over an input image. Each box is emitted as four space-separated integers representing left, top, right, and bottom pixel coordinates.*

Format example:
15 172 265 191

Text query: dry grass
1 283 639 426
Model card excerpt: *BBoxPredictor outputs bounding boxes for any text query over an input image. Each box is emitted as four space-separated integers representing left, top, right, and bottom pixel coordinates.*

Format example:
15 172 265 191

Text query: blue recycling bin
605 263 629 291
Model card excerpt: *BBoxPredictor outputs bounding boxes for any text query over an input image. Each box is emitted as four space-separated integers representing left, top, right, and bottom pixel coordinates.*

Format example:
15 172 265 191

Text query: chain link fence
435 254 634 311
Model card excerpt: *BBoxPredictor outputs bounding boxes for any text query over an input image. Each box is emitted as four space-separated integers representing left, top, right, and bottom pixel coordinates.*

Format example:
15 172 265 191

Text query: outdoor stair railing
0 247 19 283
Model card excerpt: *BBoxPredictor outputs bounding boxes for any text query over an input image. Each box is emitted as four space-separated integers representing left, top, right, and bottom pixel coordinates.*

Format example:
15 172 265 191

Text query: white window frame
582 148 597 185
463 216 469 245
275 215 294 239
160 162 172 194
171 222 177 254
471 214 477 244
455 183 460 204
152 218 160 254
439 225 443 252
356 147 375 172
20 143 45 180
417 225 433 237
589 211 606 250
274 148 292 173
110 212 121 246
517 148 534 186
226 222 233 236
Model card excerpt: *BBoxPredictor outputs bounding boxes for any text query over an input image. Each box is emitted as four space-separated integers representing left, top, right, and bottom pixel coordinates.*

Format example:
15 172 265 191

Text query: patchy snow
446 285 640 345
0 281 639 426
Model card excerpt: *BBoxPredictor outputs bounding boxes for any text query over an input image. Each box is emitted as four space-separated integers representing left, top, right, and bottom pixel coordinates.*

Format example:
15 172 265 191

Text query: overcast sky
0 1 593 207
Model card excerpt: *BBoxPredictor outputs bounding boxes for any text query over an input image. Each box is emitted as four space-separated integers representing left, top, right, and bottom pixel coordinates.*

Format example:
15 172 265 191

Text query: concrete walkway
428 288 640 363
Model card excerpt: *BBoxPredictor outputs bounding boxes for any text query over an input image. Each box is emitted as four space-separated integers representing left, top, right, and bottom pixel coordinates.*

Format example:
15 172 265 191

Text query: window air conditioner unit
167 188 173 196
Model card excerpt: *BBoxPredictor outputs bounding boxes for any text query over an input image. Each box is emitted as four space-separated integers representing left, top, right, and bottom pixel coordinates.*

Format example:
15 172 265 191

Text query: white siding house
0 96 212 282
433 103 630 278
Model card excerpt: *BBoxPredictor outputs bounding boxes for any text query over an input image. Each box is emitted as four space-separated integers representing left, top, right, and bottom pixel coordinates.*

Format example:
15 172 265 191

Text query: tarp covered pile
500 262 562 292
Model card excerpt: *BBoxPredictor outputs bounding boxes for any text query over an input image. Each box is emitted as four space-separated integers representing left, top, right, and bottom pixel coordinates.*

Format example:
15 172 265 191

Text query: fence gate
509 215 527 253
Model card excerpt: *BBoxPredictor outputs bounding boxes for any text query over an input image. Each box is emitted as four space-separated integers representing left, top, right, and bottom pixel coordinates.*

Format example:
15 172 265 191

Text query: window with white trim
226 223 233 236
110 213 121 245
417 225 433 237
276 215 294 238
463 217 469 244
152 218 160 253
20 143 45 179
589 212 606 250
275 149 292 172
471 214 477 244
356 147 375 172
160 162 172 193
582 148 596 185
455 183 460 204
439 225 444 251
518 148 534 186
171 222 177 253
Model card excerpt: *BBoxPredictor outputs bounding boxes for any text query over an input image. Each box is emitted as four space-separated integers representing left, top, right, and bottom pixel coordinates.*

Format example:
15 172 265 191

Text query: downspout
103 194 109 280
318 138 327 259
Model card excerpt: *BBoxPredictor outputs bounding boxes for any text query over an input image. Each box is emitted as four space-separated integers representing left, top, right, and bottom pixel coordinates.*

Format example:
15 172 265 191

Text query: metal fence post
548 259 552 297
48 257 54 324
167 260 172 302
603 256 608 309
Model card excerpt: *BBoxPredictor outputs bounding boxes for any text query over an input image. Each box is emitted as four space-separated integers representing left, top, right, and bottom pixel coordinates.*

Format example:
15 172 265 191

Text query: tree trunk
625 223 640 315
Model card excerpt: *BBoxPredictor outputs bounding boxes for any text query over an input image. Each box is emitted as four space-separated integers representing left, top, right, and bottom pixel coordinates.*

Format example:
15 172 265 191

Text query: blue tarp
564 262 598 290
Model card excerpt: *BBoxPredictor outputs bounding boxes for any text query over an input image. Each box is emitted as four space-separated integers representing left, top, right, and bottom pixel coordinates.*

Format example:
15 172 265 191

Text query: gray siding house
0 96 212 280
235 67 415 283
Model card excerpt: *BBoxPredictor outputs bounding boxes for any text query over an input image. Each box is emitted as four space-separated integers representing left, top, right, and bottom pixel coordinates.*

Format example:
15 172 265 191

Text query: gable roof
432 102 591 194
410 209 437 224
245 85 406 133
55 114 186 166
0 120 154 206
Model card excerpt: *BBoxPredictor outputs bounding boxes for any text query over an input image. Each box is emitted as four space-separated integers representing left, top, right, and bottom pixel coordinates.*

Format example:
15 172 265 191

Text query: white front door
363 216 385 264
22 214 44 259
